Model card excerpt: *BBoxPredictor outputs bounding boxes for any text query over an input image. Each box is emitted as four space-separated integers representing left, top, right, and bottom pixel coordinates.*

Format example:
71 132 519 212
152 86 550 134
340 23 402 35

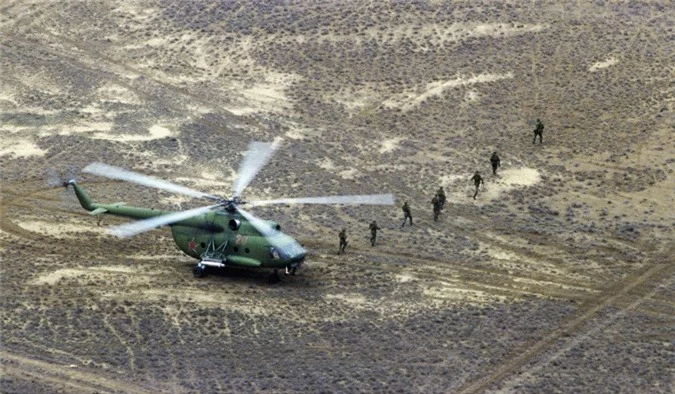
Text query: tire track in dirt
0 349 152 394
456 258 673 394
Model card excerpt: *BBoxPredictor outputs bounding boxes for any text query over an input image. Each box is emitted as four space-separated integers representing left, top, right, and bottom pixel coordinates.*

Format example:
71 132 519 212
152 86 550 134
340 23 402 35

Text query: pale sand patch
0 138 47 157
423 281 508 304
324 293 368 308
112 1 157 20
482 245 590 283
31 265 141 286
438 174 467 187
139 153 188 167
130 254 181 261
223 72 301 115
379 138 404 154
92 124 173 141
116 289 272 317
173 176 231 189
317 157 337 171
276 22 546 48
382 73 514 111
94 83 142 105
512 277 601 294
331 86 382 114
464 90 480 103
68 121 114 134
395 273 416 283
338 168 361 180
284 124 322 140
446 167 540 203
589 57 619 72
17 220 107 238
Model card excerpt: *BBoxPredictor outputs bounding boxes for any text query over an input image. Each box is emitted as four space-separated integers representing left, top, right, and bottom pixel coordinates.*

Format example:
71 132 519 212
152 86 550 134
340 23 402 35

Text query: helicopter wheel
193 265 207 278
268 269 281 284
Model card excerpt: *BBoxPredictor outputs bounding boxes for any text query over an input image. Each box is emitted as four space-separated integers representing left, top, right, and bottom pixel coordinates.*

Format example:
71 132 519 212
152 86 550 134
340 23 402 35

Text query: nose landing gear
193 264 207 278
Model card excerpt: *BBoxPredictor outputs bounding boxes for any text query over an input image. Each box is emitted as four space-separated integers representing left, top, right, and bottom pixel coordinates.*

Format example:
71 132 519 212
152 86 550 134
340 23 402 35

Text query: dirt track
1 1 673 393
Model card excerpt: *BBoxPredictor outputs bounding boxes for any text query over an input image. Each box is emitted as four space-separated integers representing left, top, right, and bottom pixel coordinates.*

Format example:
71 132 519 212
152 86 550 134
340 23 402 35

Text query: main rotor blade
234 206 281 240
83 163 219 200
232 141 280 198
236 207 304 253
249 193 395 207
107 204 221 238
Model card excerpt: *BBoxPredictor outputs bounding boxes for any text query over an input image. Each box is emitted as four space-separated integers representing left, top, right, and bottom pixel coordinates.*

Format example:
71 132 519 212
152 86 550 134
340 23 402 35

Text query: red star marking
188 239 198 252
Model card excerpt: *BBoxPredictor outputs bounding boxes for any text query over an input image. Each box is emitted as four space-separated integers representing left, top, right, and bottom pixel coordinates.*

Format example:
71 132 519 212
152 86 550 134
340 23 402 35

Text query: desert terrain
1 1 673 393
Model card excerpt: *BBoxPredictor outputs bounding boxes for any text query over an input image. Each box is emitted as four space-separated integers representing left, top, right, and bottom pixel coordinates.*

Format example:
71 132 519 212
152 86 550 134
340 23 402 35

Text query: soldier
470 171 484 200
431 195 442 222
401 201 413 228
436 186 446 210
369 220 381 246
533 119 544 144
338 228 348 255
490 152 501 175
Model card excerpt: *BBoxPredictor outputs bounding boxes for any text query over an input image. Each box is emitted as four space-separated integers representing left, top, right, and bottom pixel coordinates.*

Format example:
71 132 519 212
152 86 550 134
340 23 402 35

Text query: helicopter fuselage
71 182 305 270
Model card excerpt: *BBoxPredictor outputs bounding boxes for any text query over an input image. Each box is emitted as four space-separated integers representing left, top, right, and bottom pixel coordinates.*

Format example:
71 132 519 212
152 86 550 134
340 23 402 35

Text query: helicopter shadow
177 261 309 287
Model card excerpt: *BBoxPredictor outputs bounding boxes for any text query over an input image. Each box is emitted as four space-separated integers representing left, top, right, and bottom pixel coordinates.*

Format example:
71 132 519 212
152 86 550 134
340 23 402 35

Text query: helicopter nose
290 249 305 264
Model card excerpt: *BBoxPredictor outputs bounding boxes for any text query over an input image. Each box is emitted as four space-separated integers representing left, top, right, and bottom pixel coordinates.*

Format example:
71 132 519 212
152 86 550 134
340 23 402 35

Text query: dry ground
1 1 673 393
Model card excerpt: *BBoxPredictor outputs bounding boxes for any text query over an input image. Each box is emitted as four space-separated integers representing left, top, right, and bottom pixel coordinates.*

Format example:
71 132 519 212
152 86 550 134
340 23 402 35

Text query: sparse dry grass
1 1 673 393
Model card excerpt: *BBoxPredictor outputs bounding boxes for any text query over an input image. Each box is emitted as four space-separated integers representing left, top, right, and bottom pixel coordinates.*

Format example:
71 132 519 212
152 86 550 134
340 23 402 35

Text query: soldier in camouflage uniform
369 220 381 246
436 186 446 210
401 201 413 228
533 119 544 144
431 195 442 222
471 171 484 200
490 152 501 175
338 228 348 255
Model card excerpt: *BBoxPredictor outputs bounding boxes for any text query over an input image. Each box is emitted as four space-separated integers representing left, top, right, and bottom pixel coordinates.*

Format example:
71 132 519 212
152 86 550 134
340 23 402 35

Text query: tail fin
67 180 95 211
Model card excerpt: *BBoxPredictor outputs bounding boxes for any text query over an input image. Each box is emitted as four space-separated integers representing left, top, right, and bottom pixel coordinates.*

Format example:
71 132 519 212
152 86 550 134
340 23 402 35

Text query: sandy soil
1 1 673 393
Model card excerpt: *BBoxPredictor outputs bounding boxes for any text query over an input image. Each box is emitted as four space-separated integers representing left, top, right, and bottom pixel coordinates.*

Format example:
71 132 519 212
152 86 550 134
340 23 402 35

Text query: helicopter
66 141 395 281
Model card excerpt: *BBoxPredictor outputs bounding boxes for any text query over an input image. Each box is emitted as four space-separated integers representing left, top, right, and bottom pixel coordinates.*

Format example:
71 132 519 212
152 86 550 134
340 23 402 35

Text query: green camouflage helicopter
67 141 394 281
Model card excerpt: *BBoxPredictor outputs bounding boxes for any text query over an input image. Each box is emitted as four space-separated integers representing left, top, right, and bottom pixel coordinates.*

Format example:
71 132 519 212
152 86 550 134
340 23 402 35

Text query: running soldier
533 119 544 144
436 187 446 210
338 228 348 255
470 171 484 200
490 152 501 175
369 220 381 246
401 201 413 228
431 195 442 222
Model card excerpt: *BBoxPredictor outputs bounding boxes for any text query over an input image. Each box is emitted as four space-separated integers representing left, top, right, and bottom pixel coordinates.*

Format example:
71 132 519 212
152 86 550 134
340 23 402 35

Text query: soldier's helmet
342 228 346 232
